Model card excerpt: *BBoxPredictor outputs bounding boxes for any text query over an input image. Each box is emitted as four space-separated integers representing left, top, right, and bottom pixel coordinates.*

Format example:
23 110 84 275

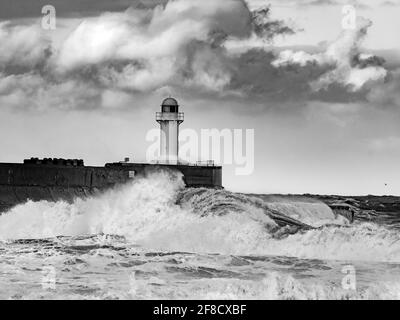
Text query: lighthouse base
105 162 222 188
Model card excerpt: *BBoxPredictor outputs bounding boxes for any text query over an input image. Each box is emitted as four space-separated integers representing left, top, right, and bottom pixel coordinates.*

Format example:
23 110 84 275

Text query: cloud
0 22 51 69
182 44 233 91
367 69 400 107
0 0 396 112
250 6 295 40
0 0 297 110
55 1 251 69
0 72 103 110
52 0 257 94
272 18 388 92
0 0 164 19
53 6 239 92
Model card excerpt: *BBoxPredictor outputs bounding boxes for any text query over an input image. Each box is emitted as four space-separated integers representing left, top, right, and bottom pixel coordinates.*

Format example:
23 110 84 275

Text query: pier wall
0 163 222 212
105 163 222 188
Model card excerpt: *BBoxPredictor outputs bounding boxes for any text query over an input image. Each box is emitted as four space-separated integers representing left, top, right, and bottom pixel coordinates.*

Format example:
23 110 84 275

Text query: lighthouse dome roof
161 97 179 107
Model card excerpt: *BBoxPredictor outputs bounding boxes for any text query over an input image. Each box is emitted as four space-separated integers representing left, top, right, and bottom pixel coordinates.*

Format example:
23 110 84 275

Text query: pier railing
195 160 215 166
156 112 184 121
149 160 217 167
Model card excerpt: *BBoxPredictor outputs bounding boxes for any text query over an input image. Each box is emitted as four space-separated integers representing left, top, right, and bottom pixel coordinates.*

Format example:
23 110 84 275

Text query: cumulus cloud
0 0 297 110
0 0 396 112
54 0 252 91
272 18 388 92
0 22 50 69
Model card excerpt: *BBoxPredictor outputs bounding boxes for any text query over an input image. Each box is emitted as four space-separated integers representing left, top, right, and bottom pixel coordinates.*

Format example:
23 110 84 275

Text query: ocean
0 170 400 300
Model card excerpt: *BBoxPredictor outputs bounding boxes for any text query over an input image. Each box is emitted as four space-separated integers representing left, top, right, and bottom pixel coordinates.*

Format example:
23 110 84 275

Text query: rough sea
1 170 400 300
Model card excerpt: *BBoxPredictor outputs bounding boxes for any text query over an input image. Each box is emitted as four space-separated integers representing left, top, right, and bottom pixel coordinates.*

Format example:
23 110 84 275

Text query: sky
0 0 400 195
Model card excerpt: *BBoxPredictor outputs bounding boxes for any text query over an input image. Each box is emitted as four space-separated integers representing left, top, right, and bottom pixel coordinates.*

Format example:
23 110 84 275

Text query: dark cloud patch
228 49 315 102
351 54 386 69
367 69 400 108
0 0 167 19
251 6 295 40
225 49 370 105
372 49 400 70
309 83 369 103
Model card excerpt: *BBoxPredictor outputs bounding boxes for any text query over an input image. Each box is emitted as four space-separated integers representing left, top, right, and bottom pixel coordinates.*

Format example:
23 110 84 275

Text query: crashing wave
0 169 399 262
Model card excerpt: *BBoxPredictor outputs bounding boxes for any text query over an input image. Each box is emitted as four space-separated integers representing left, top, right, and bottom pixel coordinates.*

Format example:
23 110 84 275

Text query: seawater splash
0 170 276 255
0 169 186 240
0 169 399 263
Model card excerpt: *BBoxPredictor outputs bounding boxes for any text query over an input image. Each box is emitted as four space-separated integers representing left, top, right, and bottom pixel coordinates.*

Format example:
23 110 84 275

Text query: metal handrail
195 160 215 166
156 112 184 121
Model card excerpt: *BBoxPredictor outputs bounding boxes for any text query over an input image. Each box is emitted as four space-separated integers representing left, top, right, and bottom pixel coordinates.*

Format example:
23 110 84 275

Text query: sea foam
0 169 399 262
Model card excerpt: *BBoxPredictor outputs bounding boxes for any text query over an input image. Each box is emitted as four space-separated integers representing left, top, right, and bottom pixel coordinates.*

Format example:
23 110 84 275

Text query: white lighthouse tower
156 97 184 164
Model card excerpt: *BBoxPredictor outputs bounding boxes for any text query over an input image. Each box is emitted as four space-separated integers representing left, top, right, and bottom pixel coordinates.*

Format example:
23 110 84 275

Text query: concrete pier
0 160 222 213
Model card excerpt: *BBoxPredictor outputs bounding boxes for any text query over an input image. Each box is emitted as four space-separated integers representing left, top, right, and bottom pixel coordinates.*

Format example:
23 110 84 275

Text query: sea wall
0 162 222 213
0 163 128 212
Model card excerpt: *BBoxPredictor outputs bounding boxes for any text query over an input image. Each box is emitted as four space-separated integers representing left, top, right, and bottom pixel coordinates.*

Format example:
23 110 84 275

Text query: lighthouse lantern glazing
156 97 184 164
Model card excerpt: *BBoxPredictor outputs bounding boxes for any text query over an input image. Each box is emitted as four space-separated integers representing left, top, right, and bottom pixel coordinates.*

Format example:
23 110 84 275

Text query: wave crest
0 169 399 262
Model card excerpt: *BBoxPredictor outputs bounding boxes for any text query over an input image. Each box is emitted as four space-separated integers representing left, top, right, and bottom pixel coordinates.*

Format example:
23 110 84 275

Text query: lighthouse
156 97 184 164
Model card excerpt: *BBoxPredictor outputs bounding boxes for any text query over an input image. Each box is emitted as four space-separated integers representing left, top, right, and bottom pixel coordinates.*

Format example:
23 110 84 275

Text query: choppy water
1 170 400 300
